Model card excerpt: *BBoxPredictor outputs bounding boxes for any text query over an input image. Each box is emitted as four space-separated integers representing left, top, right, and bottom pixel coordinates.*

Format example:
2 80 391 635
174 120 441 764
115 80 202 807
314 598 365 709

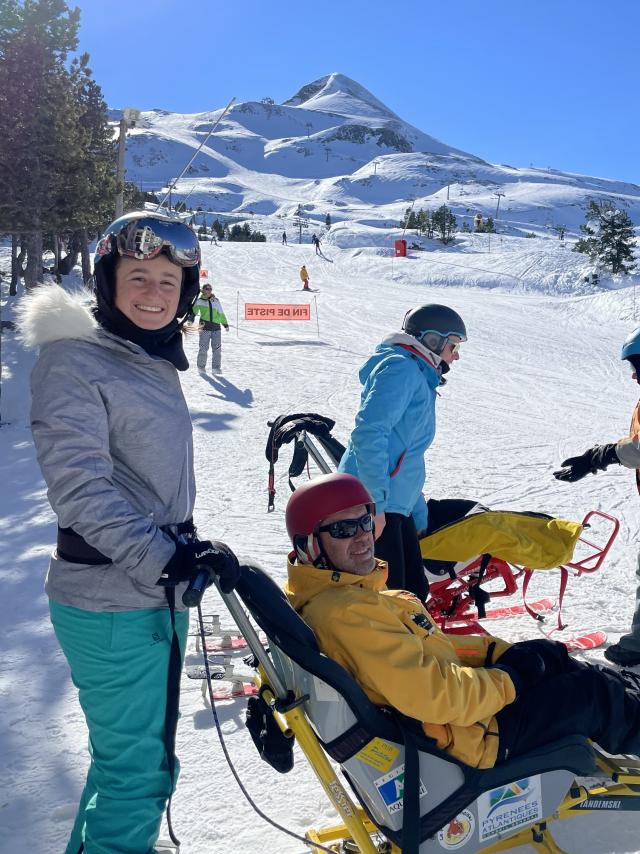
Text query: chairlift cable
157 96 236 210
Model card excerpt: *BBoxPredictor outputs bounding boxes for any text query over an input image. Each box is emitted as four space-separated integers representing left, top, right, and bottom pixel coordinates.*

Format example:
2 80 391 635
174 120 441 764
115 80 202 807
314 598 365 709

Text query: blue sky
73 0 639 184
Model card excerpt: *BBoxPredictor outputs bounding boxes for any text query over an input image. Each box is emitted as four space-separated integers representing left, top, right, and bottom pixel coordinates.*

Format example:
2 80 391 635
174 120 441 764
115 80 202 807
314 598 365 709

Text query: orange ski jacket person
300 265 310 290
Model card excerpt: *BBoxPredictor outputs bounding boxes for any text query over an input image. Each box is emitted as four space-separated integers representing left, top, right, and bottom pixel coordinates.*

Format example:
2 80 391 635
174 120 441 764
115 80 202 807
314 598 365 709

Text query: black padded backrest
235 562 399 738
235 562 319 652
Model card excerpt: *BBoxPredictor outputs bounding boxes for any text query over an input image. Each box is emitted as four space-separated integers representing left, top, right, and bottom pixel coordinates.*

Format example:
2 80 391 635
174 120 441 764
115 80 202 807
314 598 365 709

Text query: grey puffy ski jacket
21 285 195 611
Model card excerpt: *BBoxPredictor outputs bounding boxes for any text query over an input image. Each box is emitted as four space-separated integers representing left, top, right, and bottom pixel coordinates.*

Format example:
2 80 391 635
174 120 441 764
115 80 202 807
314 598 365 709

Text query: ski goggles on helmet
418 329 466 355
318 512 374 539
97 216 201 268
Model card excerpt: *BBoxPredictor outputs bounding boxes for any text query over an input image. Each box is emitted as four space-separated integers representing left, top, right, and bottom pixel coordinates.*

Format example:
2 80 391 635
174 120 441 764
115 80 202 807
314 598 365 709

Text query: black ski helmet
402 304 467 354
93 211 201 320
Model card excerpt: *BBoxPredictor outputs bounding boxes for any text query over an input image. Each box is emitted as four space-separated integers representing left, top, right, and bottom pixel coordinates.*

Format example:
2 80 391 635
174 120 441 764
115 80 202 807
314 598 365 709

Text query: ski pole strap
556 566 569 631
522 566 568 630
521 570 544 622
268 465 276 512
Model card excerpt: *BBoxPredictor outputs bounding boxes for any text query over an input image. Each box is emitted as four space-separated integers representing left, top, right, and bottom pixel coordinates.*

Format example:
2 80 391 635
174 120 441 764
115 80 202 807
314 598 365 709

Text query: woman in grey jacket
23 212 240 854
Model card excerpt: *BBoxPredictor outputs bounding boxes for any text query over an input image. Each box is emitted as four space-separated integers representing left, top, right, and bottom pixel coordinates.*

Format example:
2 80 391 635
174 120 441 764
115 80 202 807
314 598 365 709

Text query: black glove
507 639 571 676
159 539 240 593
553 443 619 482
490 646 546 696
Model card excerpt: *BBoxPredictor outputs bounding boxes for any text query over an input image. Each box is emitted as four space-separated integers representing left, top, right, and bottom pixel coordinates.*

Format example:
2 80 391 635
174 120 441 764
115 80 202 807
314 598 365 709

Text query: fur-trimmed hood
17 284 99 349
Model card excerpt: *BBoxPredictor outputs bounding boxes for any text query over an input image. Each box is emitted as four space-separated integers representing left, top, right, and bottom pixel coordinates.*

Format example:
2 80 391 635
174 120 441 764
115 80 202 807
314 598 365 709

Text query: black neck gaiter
94 256 189 371
94 302 188 371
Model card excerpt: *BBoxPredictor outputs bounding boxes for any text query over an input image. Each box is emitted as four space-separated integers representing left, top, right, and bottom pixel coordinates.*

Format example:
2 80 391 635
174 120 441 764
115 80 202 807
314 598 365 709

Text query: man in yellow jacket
285 473 640 769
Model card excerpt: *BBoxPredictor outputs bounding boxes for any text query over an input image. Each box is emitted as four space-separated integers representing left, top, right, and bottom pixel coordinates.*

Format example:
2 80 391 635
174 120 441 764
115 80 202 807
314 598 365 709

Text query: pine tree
0 0 81 286
432 205 457 244
574 201 637 275
61 51 117 280
598 208 636 274
416 209 430 236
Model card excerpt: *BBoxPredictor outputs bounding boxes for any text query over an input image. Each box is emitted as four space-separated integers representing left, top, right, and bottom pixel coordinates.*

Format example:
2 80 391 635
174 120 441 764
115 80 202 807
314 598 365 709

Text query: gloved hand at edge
553 443 620 483
158 538 240 593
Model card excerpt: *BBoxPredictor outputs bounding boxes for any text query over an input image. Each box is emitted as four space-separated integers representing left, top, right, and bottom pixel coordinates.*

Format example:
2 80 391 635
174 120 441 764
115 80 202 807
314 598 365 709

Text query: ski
185 664 258 700
299 288 319 292
563 631 607 652
185 663 230 680
204 635 249 652
202 632 267 653
481 597 555 620
209 683 258 701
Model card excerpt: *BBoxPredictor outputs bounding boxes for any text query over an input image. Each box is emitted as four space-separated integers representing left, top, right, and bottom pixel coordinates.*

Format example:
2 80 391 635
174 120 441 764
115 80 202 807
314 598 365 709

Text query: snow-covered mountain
118 72 640 243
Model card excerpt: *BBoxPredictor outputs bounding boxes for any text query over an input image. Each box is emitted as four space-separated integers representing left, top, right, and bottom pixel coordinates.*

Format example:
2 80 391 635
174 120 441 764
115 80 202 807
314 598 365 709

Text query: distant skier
554 326 640 667
300 265 310 291
191 282 229 374
282 231 287 245
312 233 321 254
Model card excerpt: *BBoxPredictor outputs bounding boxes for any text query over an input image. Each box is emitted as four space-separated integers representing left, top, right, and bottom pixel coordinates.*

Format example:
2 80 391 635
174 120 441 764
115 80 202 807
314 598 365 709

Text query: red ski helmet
285 473 375 565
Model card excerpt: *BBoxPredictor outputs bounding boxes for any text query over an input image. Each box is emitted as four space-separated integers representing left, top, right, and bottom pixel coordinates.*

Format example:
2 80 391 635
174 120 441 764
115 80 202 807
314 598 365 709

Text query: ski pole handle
182 565 210 608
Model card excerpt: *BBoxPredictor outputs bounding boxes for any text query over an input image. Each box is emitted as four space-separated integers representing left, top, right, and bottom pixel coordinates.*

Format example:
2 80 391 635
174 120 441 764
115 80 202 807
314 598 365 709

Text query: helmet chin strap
295 534 336 570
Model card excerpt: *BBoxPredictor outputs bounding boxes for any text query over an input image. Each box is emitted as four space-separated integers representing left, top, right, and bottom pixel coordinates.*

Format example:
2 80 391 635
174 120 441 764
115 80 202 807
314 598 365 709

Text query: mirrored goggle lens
318 513 373 539
114 218 201 267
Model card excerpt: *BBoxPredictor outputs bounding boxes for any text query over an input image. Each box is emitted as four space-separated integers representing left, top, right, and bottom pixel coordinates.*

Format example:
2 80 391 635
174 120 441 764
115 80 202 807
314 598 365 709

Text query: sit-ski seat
236 563 596 853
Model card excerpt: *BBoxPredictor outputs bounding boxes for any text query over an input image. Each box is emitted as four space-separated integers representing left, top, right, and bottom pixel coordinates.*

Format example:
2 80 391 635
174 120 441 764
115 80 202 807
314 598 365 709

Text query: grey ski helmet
621 327 640 362
93 211 201 319
402 304 467 354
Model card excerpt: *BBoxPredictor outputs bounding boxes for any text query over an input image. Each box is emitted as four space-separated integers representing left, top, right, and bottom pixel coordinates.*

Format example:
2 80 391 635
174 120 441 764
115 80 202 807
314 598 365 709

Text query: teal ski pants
50 600 189 854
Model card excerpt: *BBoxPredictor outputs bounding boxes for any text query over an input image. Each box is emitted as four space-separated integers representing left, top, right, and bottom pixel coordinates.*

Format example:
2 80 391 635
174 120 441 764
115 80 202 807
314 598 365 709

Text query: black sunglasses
317 512 373 539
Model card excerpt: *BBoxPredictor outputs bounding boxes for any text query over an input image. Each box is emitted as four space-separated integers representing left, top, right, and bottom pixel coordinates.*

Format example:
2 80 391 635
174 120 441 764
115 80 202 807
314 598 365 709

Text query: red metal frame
426 510 619 636
560 510 619 576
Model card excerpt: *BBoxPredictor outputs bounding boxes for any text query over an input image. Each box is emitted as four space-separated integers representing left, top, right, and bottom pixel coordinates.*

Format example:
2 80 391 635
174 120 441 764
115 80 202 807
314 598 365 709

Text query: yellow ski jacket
285 558 516 768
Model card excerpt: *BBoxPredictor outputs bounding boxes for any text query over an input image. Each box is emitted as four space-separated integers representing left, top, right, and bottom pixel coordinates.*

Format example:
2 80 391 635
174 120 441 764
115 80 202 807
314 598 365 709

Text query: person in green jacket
191 283 229 374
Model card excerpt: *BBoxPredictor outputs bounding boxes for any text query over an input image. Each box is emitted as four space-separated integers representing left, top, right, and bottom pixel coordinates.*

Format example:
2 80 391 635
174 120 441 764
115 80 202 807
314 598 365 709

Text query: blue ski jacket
339 334 440 519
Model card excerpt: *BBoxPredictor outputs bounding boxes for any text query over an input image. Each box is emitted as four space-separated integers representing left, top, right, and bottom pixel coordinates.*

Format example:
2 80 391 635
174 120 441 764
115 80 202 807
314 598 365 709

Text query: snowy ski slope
2 238 640 852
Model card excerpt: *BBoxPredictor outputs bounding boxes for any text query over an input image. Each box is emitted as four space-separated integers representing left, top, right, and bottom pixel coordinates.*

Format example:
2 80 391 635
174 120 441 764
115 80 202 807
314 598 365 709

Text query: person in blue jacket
339 304 466 601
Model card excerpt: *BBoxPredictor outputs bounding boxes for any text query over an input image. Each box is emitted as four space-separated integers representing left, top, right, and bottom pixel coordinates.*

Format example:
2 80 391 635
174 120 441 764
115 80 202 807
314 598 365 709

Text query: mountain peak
283 72 400 122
